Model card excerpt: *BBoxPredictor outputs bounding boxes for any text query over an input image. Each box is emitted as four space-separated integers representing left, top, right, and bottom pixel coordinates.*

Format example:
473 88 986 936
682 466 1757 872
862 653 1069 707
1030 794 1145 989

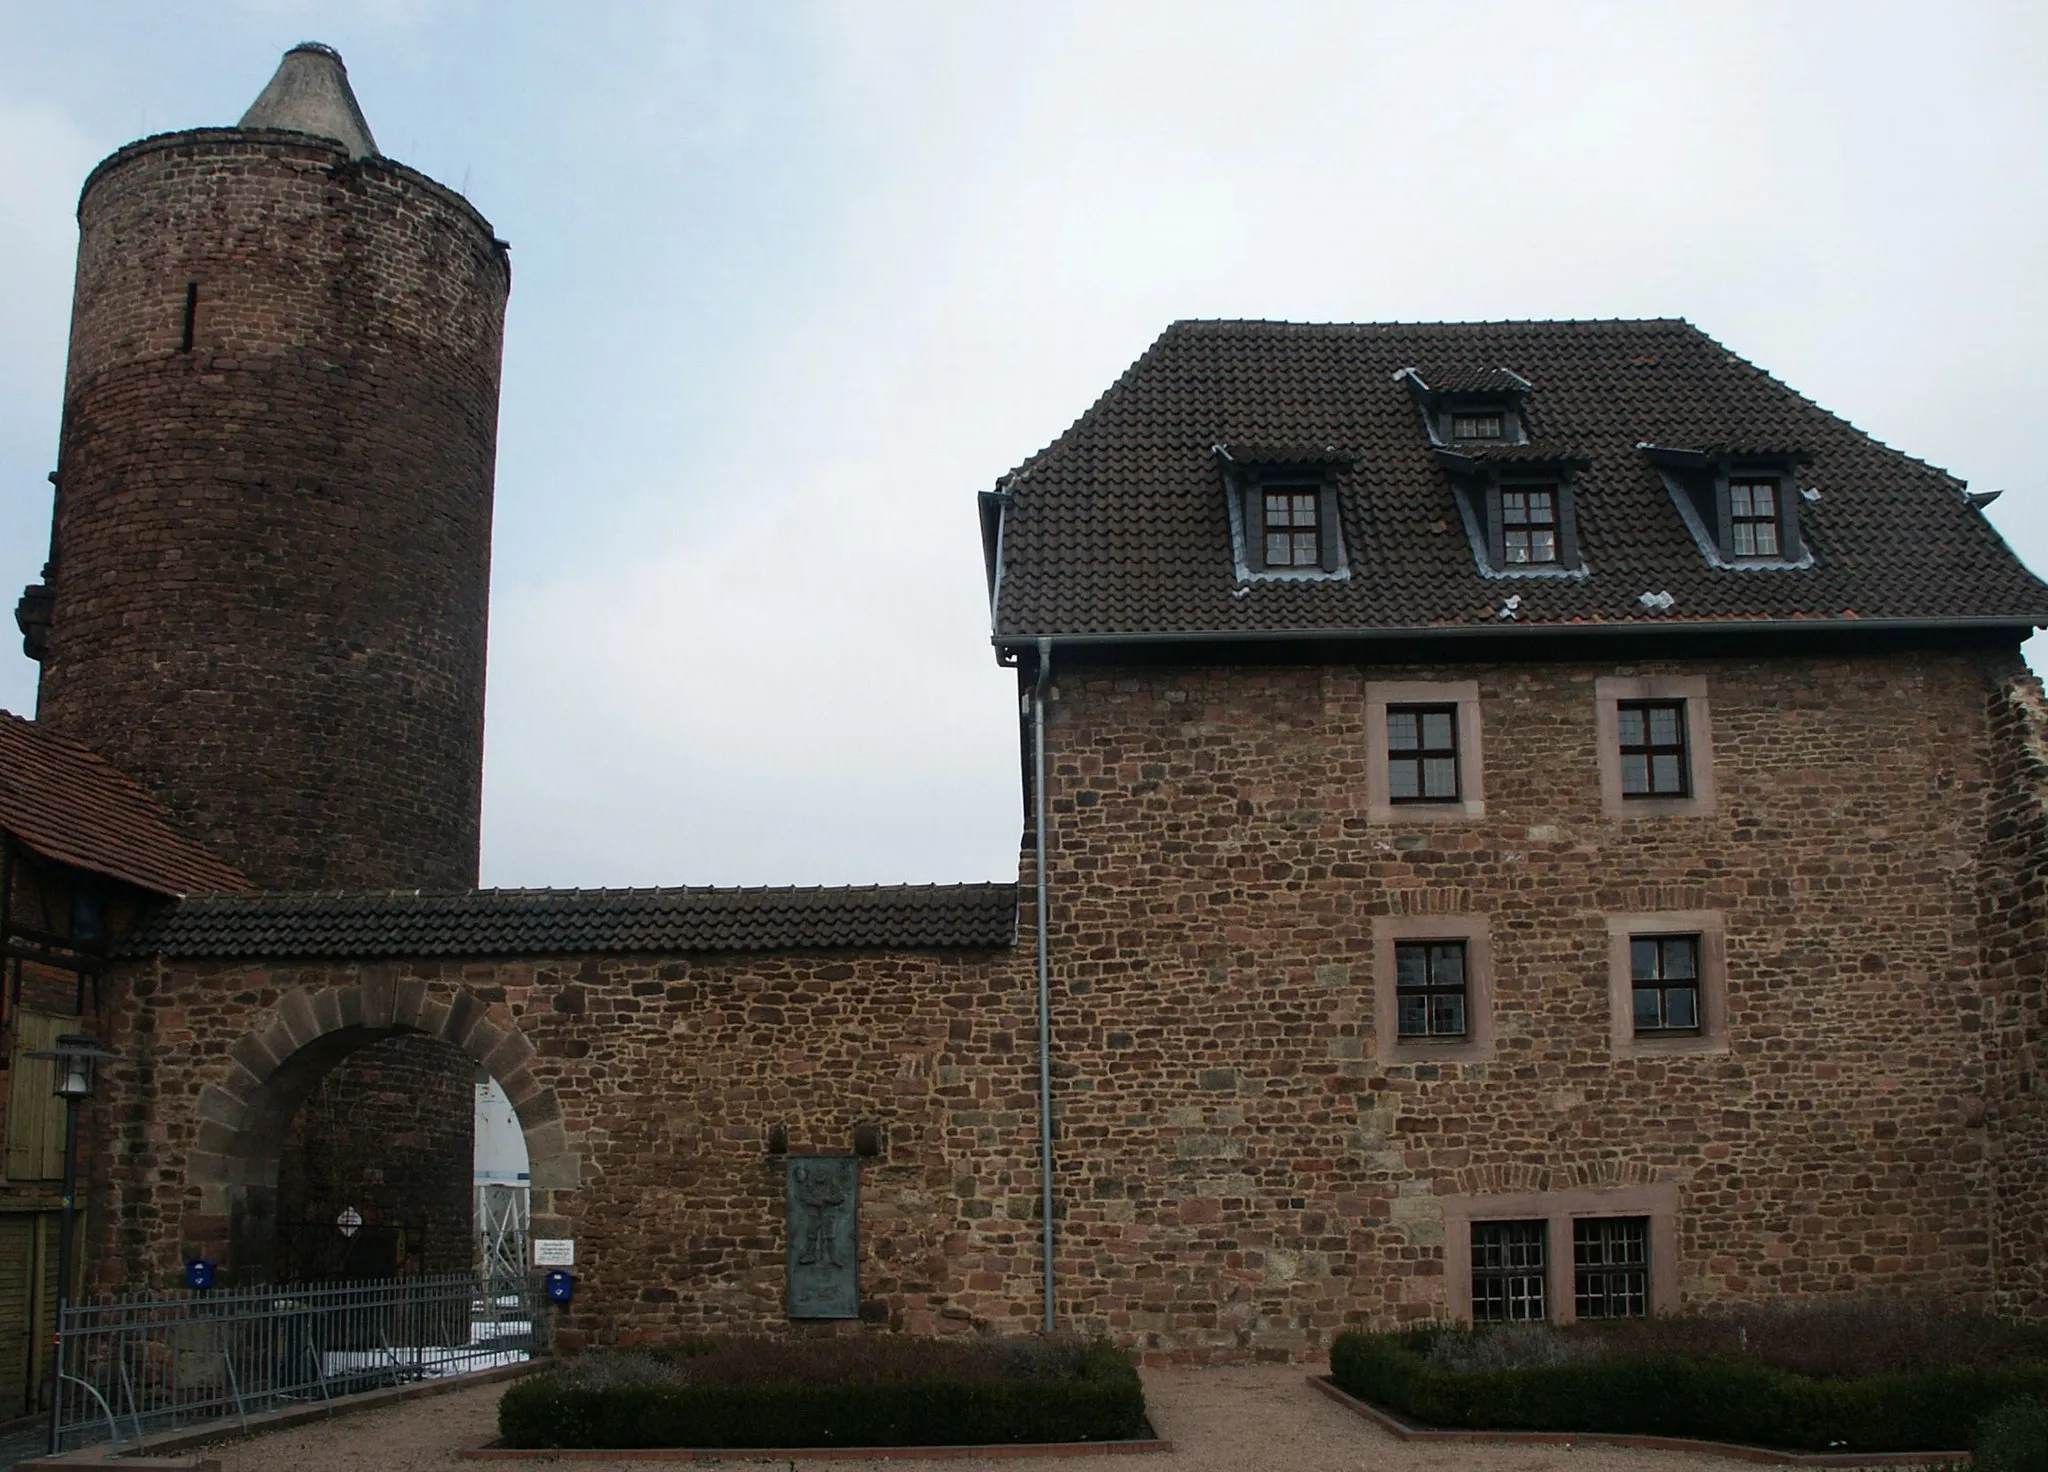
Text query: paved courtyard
164 1363 1905 1471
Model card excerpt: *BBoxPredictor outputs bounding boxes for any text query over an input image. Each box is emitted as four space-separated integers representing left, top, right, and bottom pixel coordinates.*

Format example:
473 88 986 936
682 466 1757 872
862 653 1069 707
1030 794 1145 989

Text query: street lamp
26 1034 118 1455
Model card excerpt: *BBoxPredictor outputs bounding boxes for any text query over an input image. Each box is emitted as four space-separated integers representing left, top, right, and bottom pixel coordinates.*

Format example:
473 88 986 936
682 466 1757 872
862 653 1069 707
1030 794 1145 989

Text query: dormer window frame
1218 454 1352 584
1642 447 1815 571
1440 398 1527 447
1442 458 1590 582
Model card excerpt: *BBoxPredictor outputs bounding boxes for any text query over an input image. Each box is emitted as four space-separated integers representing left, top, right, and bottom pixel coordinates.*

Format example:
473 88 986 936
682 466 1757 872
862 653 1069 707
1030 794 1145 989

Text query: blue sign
185 1259 215 1291
543 1269 575 1304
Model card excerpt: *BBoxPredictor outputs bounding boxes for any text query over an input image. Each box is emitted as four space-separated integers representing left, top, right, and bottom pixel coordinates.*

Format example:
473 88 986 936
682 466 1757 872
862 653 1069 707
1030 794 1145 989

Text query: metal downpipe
1033 637 1055 1333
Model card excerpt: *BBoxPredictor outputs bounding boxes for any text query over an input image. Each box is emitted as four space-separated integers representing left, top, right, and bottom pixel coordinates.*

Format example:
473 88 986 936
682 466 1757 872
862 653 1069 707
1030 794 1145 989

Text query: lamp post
27 1034 118 1456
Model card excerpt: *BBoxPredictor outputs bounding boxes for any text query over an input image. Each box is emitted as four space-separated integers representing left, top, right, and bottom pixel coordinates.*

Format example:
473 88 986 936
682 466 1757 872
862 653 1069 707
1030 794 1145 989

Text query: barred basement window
1472 1220 1546 1322
1262 486 1322 569
1729 479 1781 558
1574 1217 1649 1318
1395 939 1468 1039
1617 700 1689 797
1387 705 1459 802
1631 934 1701 1034
1501 486 1558 565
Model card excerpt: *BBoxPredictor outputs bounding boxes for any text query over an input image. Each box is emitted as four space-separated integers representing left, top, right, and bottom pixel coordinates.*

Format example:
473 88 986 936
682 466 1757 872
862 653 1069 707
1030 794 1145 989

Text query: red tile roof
0 711 249 896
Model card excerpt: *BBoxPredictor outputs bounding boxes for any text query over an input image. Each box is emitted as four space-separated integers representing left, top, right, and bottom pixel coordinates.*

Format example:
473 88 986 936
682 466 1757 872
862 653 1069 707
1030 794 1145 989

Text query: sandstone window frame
1441 1183 1679 1326
1606 911 1729 1059
1373 913 1493 1063
1365 680 1484 822
1594 674 1715 818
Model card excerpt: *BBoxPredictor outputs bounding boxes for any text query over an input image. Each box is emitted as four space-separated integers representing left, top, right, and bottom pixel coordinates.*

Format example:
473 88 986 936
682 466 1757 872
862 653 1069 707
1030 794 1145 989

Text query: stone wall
87 647 2048 1357
32 129 508 889
274 1032 475 1278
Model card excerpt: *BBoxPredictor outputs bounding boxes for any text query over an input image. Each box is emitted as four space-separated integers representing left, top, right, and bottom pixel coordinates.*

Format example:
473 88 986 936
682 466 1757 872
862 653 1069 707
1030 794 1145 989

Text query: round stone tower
26 44 509 890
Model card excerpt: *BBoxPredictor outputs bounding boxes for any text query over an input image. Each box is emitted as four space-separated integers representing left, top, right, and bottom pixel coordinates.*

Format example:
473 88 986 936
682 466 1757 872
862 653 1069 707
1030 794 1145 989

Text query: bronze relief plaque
786 1155 858 1319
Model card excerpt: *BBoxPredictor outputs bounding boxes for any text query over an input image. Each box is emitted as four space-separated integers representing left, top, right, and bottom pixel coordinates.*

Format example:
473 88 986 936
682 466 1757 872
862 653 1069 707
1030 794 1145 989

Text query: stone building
7 47 2048 1364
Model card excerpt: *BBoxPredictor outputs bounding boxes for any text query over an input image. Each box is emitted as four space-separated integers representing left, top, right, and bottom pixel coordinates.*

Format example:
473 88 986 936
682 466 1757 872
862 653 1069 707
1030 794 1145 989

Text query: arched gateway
185 978 576 1283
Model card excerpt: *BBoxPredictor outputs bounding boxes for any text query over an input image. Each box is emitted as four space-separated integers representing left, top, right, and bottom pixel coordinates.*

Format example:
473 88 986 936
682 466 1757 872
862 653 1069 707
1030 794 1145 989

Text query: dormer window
1500 486 1558 565
1214 446 1351 581
1262 486 1323 568
1452 412 1505 442
1728 479 1781 558
1640 447 1813 570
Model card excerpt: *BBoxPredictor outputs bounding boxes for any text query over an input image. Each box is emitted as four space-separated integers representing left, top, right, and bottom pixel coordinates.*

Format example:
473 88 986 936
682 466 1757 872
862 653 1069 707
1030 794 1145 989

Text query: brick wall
274 1032 475 1278
32 129 508 890
87 647 2048 1356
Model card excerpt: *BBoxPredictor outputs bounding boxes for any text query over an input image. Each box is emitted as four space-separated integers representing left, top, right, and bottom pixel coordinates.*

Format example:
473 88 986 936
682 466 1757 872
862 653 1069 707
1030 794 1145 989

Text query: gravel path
183 1364 1870 1472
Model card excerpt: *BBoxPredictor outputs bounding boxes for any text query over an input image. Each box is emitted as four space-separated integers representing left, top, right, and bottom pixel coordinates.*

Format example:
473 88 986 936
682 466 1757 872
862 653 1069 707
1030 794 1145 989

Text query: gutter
1031 636 1056 1333
994 614 2045 657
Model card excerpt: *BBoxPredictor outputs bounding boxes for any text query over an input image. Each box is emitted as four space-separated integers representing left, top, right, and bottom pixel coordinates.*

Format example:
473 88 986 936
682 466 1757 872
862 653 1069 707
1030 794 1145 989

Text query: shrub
1329 1325 2048 1453
1974 1398 2048 1472
499 1335 1146 1449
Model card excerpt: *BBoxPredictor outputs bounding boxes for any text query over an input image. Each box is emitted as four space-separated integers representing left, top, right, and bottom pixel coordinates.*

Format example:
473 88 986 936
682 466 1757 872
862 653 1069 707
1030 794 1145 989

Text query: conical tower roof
238 42 378 159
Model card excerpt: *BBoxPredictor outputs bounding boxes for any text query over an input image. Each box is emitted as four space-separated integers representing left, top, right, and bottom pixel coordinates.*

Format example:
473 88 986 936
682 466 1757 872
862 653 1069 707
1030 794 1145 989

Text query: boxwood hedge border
498 1339 1147 1450
1329 1328 2048 1455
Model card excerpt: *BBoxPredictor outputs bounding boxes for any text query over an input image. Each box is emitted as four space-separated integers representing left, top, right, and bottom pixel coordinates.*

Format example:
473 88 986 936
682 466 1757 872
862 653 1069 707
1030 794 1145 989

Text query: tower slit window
181 283 198 354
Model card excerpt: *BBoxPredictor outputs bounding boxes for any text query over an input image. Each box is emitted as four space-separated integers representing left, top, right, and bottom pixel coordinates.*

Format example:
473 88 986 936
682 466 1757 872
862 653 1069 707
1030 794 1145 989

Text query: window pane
1530 530 1555 562
1633 987 1662 1031
1617 708 1645 746
1502 491 1528 523
1422 757 1458 799
1730 483 1755 517
1504 530 1530 562
1396 944 1428 989
1292 493 1318 526
1753 522 1779 556
1732 523 1757 557
1432 992 1466 1036
1665 986 1699 1030
1398 994 1428 1036
1750 483 1775 515
1387 712 1418 750
1292 530 1317 563
1621 753 1649 794
1652 753 1683 792
1265 532 1289 565
1660 937 1697 979
1420 712 1454 749
1264 495 1290 527
1629 938 1659 980
1388 758 1420 800
1430 944 1465 987
1527 491 1553 521
1647 707 1681 746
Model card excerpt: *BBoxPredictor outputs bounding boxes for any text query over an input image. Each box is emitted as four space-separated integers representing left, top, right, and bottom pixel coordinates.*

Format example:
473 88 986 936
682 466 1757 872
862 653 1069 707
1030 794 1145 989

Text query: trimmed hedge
1974 1398 2048 1472
1330 1328 2048 1453
500 1338 1146 1449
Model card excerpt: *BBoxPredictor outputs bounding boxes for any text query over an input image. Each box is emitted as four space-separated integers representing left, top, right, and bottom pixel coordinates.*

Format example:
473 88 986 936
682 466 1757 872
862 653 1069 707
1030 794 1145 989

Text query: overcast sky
3 1 2047 889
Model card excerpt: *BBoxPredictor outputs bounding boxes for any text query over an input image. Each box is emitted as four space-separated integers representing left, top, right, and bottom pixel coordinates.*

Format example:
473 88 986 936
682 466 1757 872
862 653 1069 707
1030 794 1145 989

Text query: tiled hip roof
114 883 1019 960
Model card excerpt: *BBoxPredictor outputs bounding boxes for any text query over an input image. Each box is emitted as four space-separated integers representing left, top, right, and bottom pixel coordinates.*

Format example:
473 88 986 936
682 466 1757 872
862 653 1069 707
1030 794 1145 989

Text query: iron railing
52 1273 537 1454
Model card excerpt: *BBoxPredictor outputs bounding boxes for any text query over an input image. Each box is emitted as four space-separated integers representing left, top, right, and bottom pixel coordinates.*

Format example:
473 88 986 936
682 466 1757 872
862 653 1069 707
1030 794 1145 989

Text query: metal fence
52 1273 537 1454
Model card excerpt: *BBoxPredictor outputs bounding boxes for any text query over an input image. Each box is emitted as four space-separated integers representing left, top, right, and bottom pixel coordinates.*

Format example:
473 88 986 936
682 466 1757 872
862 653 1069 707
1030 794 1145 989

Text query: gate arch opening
191 983 574 1285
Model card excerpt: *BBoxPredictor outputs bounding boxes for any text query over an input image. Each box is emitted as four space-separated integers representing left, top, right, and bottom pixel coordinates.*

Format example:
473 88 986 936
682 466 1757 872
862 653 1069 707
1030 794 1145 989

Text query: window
1595 676 1714 819
1261 487 1321 569
1574 1218 1649 1319
1471 1221 1546 1322
1606 911 1727 1057
1373 914 1493 1062
1630 935 1700 1034
1444 1186 1679 1324
1387 705 1459 803
1395 940 1467 1038
1451 411 1504 441
1365 681 1484 822
1617 700 1688 798
1500 486 1558 565
1728 479 1781 558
